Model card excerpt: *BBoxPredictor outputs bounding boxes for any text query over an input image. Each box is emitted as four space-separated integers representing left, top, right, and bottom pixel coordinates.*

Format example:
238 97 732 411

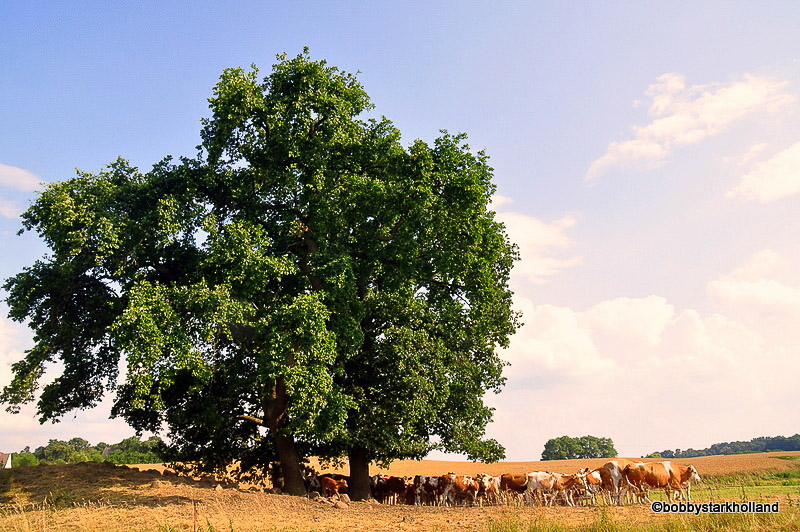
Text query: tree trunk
275 434 306 495
261 375 306 496
348 447 372 501
269 461 283 491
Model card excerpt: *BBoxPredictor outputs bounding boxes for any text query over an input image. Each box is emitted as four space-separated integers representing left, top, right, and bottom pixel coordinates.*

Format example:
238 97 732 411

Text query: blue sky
2 2 800 459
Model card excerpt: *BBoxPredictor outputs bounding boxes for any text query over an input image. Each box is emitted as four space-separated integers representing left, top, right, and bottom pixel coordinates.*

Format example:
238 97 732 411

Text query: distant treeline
12 435 164 466
647 434 800 458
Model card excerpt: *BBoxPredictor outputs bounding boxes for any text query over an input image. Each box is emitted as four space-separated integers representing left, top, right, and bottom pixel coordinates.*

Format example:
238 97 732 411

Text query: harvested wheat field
1 453 799 532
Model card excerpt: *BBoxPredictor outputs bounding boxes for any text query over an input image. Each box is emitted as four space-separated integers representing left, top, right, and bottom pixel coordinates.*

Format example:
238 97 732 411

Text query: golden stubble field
1 451 799 532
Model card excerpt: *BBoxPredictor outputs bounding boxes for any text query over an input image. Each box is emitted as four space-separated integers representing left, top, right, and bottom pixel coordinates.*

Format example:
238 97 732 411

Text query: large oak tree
2 51 519 498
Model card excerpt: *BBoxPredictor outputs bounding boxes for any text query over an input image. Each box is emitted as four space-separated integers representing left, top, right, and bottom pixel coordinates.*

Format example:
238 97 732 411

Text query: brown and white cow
475 473 502 506
622 461 701 502
500 473 531 505
547 472 585 507
525 471 556 505
667 463 701 501
439 474 480 506
620 462 651 503
599 459 637 505
574 468 603 505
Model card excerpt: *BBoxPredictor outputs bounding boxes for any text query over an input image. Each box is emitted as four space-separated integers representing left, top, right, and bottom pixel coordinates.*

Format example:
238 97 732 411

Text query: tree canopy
541 435 617 461
2 50 519 497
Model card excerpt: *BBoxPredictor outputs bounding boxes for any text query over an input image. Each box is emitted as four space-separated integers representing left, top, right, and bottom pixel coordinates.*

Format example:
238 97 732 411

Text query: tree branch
237 414 265 426
375 214 406 242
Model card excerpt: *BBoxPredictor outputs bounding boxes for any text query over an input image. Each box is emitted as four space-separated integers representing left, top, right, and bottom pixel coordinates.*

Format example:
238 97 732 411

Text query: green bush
11 452 39 467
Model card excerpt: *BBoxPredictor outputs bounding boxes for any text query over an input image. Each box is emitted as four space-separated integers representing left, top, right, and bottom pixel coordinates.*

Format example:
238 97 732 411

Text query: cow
413 475 440 505
499 473 530 505
667 463 701 502
575 469 603 505
386 476 411 505
439 473 480 506
404 482 416 505
620 462 651 503
550 472 586 506
308 473 349 495
370 474 389 502
475 473 501 506
599 459 637 505
370 475 410 504
525 471 556 505
622 462 701 503
320 475 348 497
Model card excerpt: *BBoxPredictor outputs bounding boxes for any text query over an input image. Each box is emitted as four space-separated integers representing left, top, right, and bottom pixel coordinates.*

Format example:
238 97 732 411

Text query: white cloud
724 142 769 166
502 298 610 384
0 197 23 219
0 163 42 192
727 249 787 279
0 316 30 389
497 211 582 285
709 277 800 312
727 140 800 203
707 250 800 352
488 253 800 459
587 73 796 180
581 296 674 349
489 194 514 210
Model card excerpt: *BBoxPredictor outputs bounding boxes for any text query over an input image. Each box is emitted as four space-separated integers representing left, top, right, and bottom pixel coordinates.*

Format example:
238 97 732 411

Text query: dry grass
1 452 799 532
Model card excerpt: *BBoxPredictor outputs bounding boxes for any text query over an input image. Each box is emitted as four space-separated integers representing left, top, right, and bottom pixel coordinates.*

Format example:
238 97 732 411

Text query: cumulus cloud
488 254 800 459
502 298 610 385
496 210 582 285
0 163 41 192
586 73 796 180
489 194 514 210
709 277 800 312
726 140 800 203
707 250 800 354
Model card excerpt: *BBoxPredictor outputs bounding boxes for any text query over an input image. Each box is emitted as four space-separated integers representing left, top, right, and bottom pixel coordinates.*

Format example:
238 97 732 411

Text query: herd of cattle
308 459 702 507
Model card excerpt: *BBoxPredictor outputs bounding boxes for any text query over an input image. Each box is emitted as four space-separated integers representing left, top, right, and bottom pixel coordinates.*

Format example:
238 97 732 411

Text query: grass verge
487 506 800 532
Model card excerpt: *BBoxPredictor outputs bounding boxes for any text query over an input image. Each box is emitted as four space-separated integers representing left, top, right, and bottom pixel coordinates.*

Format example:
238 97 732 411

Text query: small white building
0 453 11 469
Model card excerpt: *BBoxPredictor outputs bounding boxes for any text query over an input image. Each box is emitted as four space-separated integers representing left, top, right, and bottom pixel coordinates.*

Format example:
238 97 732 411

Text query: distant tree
68 437 90 451
595 436 617 458
12 452 39 467
107 435 164 464
542 436 582 460
36 439 77 463
541 435 617 460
